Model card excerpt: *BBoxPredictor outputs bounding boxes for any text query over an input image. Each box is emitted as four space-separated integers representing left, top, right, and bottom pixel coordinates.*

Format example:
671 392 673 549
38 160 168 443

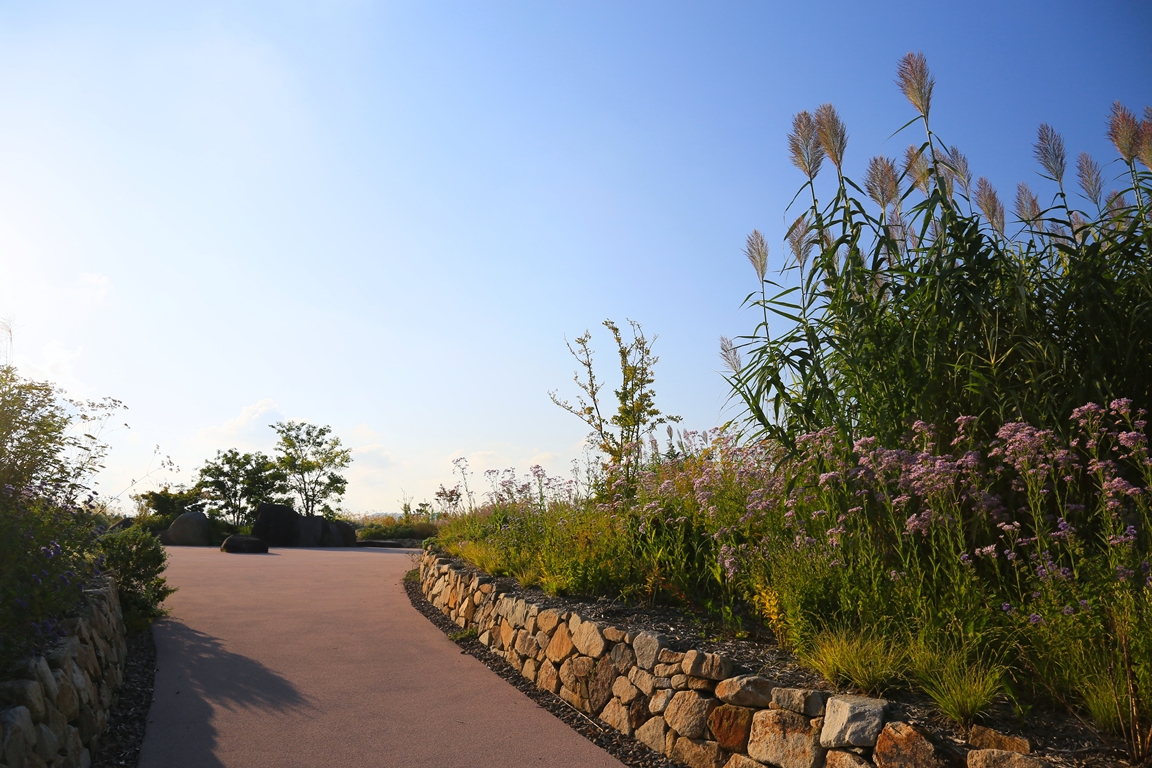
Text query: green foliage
99 526 176 630
271 421 352 517
448 627 478 642
0 365 126 502
725 57 1152 450
196 448 288 526
0 490 99 665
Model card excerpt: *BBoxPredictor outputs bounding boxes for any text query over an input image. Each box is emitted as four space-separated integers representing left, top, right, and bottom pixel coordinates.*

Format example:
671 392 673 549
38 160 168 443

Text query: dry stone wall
420 552 1046 768
0 578 128 768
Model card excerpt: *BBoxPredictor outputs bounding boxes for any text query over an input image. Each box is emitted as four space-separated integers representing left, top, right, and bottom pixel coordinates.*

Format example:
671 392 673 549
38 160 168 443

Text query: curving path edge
138 547 627 768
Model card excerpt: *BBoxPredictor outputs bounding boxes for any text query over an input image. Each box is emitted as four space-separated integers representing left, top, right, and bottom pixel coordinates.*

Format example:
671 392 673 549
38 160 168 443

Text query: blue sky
1 1 1149 513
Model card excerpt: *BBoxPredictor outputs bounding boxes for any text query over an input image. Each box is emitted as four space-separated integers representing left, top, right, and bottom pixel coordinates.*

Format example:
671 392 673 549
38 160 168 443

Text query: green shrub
0 490 99 666
99 526 176 630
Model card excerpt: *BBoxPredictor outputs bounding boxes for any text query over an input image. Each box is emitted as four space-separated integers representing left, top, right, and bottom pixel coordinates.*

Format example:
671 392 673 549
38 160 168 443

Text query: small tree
270 421 352 517
550 319 680 485
0 365 125 501
196 449 288 526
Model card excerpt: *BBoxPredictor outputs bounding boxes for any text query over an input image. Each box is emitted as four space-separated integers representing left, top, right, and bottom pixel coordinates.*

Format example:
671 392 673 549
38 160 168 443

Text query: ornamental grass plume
1014 182 1042 229
815 103 848 172
1034 124 1067 188
975 177 1005 235
944 146 973 199
719 336 742 374
864 156 900 210
896 51 934 119
1107 101 1142 165
902 145 930 195
789 110 825 181
744 229 769 283
787 214 814 269
1077 152 1105 208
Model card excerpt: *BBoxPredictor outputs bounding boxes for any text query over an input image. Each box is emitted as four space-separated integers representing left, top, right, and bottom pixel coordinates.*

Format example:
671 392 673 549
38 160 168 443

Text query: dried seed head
902 145 931 195
975 177 1005 236
864 156 900 210
814 103 848 171
1034 124 1066 186
1076 152 1104 207
1105 191 1132 229
788 111 825 180
1014 182 1042 230
719 336 742 374
786 214 814 269
896 52 934 118
1106 101 1141 164
943 146 973 197
744 229 769 283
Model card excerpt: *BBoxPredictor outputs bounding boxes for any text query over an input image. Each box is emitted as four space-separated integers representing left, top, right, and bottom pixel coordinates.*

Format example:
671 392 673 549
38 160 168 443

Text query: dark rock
297 515 324 546
357 540 405 548
167 511 210 546
251 504 299 546
330 520 357 547
107 518 134 534
157 529 174 546
220 535 269 554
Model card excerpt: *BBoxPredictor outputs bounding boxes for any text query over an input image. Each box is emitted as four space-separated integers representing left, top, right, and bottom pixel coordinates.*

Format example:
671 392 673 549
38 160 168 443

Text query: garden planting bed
413 550 1126 768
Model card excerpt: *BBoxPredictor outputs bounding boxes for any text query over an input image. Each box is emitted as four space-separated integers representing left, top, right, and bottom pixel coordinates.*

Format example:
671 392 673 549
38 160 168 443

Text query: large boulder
220 535 269 554
322 519 357 547
166 511 211 546
251 504 299 546
106 518 134 534
297 515 324 547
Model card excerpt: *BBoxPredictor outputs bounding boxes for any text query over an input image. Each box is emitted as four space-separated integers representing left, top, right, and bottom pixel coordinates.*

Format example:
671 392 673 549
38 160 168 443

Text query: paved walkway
139 547 626 768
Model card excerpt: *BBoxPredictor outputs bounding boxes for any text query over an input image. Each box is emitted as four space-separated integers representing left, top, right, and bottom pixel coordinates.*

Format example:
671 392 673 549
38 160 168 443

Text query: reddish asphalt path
138 547 626 768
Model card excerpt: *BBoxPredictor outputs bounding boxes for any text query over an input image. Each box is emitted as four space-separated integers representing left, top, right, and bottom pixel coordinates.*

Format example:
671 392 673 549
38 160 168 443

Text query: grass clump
799 628 905 695
448 627 478 642
908 641 1004 727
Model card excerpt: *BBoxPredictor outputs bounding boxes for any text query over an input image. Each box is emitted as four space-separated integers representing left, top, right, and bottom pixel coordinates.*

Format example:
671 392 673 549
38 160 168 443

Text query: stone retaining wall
0 577 128 768
420 552 1044 768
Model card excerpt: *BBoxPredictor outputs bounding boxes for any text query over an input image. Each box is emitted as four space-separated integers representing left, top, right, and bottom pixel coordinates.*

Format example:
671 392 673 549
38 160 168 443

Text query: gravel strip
404 573 686 768
92 629 157 768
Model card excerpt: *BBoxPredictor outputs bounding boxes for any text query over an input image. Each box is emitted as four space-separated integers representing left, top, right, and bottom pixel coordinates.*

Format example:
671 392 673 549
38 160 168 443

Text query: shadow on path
141 621 311 768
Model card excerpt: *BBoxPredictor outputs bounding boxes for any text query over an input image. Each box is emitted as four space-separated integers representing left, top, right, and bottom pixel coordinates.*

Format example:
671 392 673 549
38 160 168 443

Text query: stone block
671 736 727 768
612 675 640 705
536 609 562 633
683 650 734 681
536 661 559 694
708 704 754 753
629 667 657 696
521 658 538 683
716 675 774 708
826 749 872 767
649 689 675 714
559 685 584 711
655 663 682 677
633 632 671 670
747 709 825 768
586 658 617 715
969 726 1030 754
820 696 888 748
723 756 765 768
658 648 686 664
967 750 1045 768
603 626 627 643
572 622 607 658
627 698 650 730
610 642 636 674
664 690 719 739
873 722 946 768
635 716 667 753
546 624 575 663
600 698 633 736
0 681 45 723
771 688 828 717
